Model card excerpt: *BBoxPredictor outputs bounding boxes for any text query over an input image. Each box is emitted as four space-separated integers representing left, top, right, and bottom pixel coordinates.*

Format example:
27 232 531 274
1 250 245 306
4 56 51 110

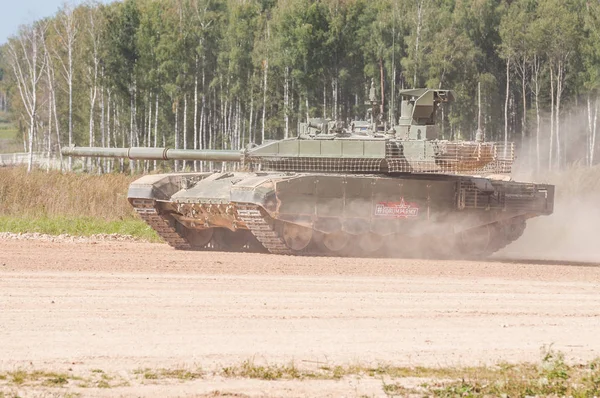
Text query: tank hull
127 172 553 258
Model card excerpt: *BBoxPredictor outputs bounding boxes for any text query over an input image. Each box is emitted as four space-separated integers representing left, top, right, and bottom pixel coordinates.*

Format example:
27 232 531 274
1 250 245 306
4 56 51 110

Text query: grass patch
43 375 69 386
9 370 27 385
2 351 600 396
382 351 600 397
159 368 203 380
134 367 203 381
4 370 74 387
212 352 600 397
0 215 160 241
96 380 111 388
221 360 302 380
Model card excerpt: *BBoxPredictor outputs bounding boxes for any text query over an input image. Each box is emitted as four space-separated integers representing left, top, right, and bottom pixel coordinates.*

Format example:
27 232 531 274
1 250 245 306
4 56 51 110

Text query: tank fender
127 173 212 201
230 174 298 212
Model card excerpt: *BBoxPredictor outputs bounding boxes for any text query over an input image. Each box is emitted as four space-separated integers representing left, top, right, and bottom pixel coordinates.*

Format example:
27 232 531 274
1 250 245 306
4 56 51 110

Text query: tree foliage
0 0 598 171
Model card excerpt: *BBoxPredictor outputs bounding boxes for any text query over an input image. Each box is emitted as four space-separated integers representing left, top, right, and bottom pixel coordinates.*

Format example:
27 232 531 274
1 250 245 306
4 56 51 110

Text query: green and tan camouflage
62 89 554 258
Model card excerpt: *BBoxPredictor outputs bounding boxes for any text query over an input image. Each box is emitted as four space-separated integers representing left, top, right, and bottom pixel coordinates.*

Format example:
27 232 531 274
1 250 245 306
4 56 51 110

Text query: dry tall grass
0 167 136 220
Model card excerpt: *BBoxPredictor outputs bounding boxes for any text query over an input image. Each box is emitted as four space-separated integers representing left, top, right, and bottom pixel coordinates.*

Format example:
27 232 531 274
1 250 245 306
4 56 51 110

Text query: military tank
62 88 554 258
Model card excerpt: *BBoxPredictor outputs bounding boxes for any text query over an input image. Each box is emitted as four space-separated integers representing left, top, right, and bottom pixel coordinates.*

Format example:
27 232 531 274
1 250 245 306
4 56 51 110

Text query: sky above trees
0 0 114 45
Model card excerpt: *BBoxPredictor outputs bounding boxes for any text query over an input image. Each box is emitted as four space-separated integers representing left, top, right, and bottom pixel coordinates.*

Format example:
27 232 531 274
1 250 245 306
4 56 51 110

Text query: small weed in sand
134 367 203 381
43 375 69 386
8 370 27 385
92 372 128 389
221 360 302 380
160 368 203 380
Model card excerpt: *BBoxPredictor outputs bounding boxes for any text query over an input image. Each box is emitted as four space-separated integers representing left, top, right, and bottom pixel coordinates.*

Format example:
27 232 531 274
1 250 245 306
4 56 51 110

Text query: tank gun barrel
61 146 243 162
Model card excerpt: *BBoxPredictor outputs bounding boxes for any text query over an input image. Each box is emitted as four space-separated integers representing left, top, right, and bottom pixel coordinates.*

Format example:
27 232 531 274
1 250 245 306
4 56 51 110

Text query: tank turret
64 90 513 176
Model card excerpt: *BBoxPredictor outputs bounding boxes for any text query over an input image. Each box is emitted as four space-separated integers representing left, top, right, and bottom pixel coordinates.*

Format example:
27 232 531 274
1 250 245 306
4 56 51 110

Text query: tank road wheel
213 228 252 251
319 230 351 253
281 222 313 251
457 225 493 258
176 224 214 250
506 218 526 242
186 228 214 248
358 232 384 254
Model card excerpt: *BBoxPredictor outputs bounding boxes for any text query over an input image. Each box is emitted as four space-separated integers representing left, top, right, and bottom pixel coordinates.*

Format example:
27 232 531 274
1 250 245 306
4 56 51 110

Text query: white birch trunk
332 75 338 121
413 0 423 87
261 59 268 144
261 21 269 144
44 37 62 168
249 70 255 144
145 95 152 172
504 58 510 157
520 58 527 145
549 67 555 171
194 55 199 171
532 55 541 171
107 91 111 171
555 61 564 169
8 22 47 172
153 94 158 171
200 61 206 170
100 74 106 172
174 99 179 171
592 97 599 166
183 93 188 170
55 5 77 171
323 83 326 119
46 70 52 172
305 94 309 121
284 66 289 139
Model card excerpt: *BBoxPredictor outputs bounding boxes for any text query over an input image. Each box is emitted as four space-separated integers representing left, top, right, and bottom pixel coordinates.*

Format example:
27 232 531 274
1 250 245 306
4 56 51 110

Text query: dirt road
1 238 600 397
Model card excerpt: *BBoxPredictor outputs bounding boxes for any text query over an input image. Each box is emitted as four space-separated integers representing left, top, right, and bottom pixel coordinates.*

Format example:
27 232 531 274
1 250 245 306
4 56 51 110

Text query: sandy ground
1 239 600 397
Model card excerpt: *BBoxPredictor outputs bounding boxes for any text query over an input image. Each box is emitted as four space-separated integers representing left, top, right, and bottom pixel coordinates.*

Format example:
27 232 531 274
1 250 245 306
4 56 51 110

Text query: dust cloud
497 107 600 263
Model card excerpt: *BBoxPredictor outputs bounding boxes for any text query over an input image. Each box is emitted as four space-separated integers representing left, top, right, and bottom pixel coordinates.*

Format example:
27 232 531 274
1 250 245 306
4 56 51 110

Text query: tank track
236 204 293 255
131 200 526 259
466 218 527 258
130 198 192 250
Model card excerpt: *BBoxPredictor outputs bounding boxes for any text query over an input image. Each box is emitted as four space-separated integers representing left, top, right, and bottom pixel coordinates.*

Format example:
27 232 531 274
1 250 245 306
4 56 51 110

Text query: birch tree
583 0 600 166
537 0 579 170
54 4 77 170
8 21 48 172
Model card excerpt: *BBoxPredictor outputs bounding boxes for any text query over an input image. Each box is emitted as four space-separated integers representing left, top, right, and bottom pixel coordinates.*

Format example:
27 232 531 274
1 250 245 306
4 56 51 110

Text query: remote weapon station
63 89 554 258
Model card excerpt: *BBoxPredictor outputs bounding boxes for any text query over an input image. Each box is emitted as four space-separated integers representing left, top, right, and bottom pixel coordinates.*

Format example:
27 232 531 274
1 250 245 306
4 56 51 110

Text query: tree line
0 0 598 173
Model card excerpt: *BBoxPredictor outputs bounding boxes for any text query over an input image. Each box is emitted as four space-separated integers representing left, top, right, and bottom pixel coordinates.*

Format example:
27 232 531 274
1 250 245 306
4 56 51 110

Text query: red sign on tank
374 198 419 218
